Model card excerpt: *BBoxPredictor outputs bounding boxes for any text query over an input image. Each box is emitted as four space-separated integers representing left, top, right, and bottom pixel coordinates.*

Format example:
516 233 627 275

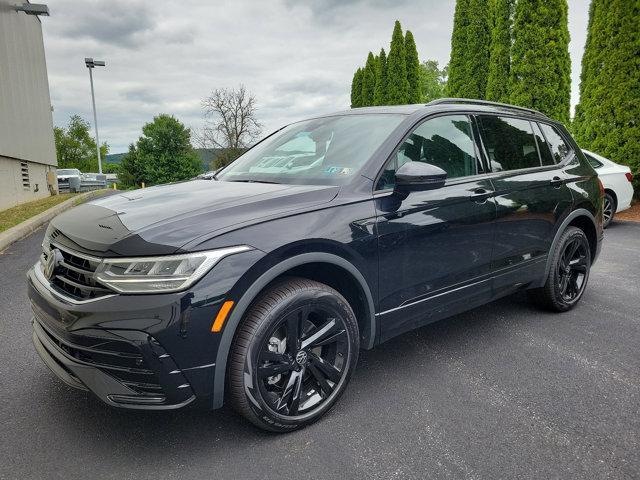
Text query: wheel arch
211 252 376 409
539 208 599 287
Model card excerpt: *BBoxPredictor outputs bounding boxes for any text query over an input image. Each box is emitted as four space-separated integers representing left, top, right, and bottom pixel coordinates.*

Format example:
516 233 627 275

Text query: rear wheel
603 192 616 228
528 226 591 312
227 277 359 432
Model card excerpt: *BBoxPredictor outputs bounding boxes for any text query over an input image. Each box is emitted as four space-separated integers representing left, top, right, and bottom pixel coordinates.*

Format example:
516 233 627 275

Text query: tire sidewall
241 286 359 431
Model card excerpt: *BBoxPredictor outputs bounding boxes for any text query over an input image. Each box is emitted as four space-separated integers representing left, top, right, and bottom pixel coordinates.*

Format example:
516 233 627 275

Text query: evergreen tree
485 0 512 102
405 30 421 103
509 0 571 123
447 0 490 98
573 0 640 193
373 48 388 106
361 52 377 107
386 20 409 104
351 68 364 108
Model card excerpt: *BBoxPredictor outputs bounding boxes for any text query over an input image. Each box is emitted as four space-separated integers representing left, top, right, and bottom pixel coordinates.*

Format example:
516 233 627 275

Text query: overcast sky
41 0 590 153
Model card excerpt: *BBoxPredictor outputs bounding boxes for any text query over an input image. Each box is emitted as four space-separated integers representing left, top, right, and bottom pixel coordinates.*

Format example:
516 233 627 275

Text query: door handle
550 176 563 188
469 188 493 204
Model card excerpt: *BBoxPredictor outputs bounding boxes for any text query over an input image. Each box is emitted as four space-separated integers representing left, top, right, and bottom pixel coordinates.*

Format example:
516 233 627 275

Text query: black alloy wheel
556 236 589 303
528 226 591 312
228 278 359 432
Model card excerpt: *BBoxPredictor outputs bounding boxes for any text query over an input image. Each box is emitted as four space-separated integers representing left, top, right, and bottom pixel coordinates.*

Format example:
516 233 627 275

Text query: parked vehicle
56 168 82 192
582 149 634 228
28 99 603 432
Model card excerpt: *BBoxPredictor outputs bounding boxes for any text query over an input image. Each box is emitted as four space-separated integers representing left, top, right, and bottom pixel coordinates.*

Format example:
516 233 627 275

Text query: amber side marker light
212 300 234 332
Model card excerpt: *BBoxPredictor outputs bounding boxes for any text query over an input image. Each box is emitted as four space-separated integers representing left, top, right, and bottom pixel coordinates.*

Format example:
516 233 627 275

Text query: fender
537 208 598 287
211 252 376 409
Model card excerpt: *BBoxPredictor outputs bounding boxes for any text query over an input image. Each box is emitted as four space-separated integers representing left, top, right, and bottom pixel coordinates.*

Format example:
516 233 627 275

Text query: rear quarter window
539 123 572 163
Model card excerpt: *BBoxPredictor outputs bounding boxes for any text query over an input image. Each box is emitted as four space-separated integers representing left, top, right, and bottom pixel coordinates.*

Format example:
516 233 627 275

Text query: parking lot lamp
85 58 106 174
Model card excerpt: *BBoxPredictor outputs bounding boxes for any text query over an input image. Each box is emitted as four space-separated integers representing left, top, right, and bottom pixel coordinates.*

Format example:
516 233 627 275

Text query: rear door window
478 116 541 172
539 123 571 163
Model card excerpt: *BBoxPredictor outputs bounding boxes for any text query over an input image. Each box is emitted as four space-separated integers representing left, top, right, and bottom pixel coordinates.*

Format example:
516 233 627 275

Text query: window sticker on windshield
324 166 352 175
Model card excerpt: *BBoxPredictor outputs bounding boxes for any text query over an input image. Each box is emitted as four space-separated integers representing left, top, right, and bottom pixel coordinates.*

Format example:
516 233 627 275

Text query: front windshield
217 114 405 185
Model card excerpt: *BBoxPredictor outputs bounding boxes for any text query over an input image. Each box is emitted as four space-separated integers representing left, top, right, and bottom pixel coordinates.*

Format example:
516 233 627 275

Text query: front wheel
227 277 359 432
528 226 591 312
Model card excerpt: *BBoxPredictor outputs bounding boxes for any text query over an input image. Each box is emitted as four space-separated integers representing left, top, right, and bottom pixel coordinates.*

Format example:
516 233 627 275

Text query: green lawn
0 194 78 233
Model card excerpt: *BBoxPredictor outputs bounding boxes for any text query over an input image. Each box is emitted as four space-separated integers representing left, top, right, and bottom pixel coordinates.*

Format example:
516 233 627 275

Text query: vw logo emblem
44 248 63 280
295 350 308 366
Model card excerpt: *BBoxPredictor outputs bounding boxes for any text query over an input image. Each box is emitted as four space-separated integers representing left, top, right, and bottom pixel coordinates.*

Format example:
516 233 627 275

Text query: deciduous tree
199 85 262 168
53 115 108 172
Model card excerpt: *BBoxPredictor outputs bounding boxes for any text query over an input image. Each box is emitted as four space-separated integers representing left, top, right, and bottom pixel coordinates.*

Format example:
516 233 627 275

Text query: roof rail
426 98 547 118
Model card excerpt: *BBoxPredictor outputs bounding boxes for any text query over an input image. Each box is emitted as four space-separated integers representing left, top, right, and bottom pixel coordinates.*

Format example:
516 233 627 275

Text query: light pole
85 57 105 174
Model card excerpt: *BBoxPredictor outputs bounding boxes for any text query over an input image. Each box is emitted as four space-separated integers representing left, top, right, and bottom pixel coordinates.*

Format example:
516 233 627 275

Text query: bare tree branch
199 85 262 166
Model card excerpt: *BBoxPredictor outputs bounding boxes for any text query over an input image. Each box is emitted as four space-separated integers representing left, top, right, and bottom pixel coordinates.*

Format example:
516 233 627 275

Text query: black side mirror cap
395 161 447 192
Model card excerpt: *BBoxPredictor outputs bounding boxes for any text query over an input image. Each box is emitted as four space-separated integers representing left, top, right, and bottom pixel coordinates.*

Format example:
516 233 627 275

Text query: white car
582 150 634 228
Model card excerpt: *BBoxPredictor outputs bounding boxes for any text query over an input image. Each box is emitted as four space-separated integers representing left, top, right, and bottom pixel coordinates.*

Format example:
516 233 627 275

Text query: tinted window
479 116 540 171
583 152 603 169
376 115 481 190
532 123 555 166
539 123 571 163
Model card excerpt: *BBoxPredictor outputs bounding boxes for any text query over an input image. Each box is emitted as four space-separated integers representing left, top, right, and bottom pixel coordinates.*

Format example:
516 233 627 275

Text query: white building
0 0 56 210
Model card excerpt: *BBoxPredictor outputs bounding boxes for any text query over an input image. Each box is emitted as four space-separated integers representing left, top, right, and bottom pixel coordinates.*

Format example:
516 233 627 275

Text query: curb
0 190 108 253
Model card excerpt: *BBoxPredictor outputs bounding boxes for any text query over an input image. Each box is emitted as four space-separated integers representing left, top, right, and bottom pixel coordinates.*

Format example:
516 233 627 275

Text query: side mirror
395 161 447 192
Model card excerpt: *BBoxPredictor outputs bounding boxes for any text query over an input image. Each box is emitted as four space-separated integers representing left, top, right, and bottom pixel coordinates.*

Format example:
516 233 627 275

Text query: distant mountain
105 148 224 172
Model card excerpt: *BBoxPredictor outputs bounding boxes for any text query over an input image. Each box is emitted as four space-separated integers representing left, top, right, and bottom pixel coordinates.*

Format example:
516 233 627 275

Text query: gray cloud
41 0 589 153
55 0 156 47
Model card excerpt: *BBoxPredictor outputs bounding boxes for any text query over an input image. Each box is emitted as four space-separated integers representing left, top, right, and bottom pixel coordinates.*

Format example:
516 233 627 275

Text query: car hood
50 180 340 255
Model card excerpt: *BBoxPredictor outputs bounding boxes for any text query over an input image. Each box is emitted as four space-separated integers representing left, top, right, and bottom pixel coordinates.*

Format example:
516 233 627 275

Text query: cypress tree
485 0 512 102
573 0 640 192
361 52 377 107
405 30 421 103
447 0 490 98
509 0 571 123
373 48 388 106
386 20 409 104
350 68 363 108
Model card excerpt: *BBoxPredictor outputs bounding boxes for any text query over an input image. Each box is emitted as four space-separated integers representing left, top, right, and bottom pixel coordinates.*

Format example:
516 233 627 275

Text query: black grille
41 241 112 301
36 320 164 397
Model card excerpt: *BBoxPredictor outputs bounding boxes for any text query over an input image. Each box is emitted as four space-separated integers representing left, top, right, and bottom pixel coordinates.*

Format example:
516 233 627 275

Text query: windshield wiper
230 179 280 184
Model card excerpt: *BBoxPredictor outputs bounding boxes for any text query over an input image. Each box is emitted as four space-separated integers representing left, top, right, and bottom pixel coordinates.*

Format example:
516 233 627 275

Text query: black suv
28 99 603 432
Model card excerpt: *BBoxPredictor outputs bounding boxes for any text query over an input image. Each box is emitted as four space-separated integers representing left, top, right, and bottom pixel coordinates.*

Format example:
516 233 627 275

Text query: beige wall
0 0 58 211
0 155 56 209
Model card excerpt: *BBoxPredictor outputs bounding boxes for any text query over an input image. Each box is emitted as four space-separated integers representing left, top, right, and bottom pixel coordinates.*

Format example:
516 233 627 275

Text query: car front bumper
26 254 256 410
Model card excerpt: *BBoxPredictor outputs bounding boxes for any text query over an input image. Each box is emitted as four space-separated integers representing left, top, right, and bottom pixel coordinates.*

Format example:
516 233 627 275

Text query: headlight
94 245 252 294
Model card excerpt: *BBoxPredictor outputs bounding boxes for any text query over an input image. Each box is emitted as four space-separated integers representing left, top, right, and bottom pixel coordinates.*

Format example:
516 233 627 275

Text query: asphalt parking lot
1 222 638 480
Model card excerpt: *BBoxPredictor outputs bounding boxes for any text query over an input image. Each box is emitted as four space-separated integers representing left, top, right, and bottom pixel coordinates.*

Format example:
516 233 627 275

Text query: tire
528 226 591 312
227 277 359 432
602 192 616 229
